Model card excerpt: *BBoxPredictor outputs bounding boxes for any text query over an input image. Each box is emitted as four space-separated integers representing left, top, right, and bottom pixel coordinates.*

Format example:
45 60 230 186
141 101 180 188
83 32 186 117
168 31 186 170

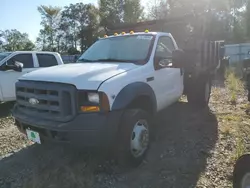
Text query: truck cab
12 31 217 167
0 51 64 102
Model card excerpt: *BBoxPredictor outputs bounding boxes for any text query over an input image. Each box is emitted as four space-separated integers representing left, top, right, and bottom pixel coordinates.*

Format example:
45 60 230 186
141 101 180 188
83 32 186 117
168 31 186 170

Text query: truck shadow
0 101 218 188
0 143 81 188
0 102 15 118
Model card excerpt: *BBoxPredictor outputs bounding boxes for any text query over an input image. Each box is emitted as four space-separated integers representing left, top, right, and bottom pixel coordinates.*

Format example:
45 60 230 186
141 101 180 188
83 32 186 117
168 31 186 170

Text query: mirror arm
7 65 16 70
0 64 22 72
0 65 12 71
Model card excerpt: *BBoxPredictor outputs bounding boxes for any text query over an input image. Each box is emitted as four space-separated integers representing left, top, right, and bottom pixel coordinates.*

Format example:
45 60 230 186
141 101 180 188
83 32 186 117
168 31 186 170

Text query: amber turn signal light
81 106 100 112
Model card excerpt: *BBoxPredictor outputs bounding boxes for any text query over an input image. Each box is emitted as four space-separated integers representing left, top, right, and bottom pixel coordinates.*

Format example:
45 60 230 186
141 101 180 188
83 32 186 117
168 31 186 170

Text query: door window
7 54 34 68
37 54 58 67
155 37 175 58
154 36 176 70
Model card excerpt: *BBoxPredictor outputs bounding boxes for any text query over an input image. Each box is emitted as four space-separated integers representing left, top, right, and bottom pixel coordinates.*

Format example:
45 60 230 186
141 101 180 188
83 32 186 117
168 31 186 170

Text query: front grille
16 80 76 122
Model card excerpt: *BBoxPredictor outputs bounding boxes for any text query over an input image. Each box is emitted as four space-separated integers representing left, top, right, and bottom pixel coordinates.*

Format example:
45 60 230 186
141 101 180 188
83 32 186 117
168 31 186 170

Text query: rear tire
233 154 250 188
187 77 212 108
116 109 151 167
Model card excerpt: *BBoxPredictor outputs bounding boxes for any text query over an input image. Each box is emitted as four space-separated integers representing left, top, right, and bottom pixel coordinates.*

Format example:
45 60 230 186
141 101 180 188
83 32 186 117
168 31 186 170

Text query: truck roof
4 51 60 55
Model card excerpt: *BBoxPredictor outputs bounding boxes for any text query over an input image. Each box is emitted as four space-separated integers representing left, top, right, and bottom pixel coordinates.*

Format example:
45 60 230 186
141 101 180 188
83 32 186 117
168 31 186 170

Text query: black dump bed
106 15 226 75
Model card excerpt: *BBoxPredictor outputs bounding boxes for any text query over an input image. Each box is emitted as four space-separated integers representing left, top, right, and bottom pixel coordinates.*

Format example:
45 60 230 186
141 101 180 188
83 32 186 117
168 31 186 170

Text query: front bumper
12 104 123 147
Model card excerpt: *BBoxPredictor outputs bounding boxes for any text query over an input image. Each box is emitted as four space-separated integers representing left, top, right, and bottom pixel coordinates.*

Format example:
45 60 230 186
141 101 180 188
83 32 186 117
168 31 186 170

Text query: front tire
233 154 250 188
117 109 151 167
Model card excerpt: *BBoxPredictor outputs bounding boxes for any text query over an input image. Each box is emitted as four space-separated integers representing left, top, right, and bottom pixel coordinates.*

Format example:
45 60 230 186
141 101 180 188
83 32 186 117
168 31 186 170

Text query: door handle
147 77 154 82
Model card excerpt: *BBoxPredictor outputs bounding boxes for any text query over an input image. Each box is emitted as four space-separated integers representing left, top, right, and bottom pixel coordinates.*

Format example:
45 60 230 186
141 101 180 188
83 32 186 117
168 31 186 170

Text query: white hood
20 63 139 90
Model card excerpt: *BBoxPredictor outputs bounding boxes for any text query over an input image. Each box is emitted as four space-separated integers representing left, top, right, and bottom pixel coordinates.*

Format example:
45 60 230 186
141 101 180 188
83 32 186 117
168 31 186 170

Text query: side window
7 54 34 68
155 36 175 58
37 54 58 67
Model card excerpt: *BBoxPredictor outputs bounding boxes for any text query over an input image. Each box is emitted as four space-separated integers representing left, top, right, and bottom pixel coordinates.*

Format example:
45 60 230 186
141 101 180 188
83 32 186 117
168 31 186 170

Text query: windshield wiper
77 58 95 62
95 58 131 63
77 58 134 63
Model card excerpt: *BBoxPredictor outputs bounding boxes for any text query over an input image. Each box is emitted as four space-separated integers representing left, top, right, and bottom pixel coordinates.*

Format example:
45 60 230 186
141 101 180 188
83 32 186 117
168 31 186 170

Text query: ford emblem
29 98 39 105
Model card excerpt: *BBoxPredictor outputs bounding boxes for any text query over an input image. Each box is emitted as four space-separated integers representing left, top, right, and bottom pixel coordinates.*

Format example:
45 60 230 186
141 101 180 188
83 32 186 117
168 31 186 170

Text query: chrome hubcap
241 173 250 188
130 119 149 158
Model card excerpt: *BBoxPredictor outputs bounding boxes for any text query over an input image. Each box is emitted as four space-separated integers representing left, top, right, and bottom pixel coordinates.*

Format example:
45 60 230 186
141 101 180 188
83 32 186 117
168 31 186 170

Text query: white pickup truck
0 51 63 102
12 31 224 167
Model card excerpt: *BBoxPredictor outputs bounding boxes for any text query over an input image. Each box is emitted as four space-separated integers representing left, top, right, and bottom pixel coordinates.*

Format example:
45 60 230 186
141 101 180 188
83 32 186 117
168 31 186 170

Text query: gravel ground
0 79 250 188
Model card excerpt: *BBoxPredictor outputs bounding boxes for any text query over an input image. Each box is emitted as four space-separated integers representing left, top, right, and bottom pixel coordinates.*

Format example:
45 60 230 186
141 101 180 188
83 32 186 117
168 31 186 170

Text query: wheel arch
111 82 157 115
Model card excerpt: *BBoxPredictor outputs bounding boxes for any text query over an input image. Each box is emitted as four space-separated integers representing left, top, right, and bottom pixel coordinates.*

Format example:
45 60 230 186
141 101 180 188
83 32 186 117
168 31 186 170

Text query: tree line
1 0 250 54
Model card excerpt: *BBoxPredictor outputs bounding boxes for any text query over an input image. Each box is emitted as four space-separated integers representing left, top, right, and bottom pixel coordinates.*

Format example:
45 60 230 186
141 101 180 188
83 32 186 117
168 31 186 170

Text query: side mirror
159 58 172 68
13 61 23 72
5 61 23 72
172 49 185 68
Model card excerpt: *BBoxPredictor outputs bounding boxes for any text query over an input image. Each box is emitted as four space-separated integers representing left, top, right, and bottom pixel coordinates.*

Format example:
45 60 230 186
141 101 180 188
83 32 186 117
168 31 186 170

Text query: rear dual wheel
187 77 212 108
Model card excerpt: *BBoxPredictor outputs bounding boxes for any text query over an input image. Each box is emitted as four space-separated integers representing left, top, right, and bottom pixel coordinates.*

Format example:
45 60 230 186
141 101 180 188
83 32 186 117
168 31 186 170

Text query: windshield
77 34 154 63
0 52 11 62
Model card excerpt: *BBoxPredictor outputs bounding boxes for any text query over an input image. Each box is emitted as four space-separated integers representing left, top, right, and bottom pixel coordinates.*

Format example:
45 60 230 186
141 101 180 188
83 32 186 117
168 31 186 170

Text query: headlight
87 92 100 104
78 91 110 113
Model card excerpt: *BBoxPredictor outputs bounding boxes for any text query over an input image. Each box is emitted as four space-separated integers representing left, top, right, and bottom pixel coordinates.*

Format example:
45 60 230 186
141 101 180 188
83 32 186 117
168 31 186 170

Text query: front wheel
233 154 250 188
117 109 151 167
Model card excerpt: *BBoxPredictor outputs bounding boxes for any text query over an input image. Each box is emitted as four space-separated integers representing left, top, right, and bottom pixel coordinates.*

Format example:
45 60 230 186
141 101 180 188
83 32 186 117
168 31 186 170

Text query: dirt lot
0 74 250 188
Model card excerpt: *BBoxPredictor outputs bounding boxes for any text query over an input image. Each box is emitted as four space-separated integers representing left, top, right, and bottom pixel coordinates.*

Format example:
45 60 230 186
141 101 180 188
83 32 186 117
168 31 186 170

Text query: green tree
145 0 247 42
37 5 61 51
123 0 144 23
60 3 79 49
0 32 4 51
99 0 144 32
36 26 50 51
60 3 99 53
146 0 169 20
99 0 123 31
78 4 99 51
1 29 35 51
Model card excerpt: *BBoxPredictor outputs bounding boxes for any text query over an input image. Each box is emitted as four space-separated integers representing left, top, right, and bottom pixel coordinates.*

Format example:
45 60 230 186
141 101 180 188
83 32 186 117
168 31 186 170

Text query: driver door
151 36 184 111
0 53 37 101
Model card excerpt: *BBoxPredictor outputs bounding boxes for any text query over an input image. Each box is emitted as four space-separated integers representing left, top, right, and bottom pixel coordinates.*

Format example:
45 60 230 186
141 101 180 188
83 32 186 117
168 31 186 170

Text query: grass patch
227 72 237 91
223 114 241 122
230 91 237 105
228 62 244 78
225 68 245 105
240 103 250 110
232 137 246 163
222 69 250 164
218 114 242 137
217 113 242 122
220 126 232 137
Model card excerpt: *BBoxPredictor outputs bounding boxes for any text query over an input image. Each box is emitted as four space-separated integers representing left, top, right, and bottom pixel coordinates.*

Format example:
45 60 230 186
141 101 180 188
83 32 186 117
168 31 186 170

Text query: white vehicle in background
0 51 64 102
